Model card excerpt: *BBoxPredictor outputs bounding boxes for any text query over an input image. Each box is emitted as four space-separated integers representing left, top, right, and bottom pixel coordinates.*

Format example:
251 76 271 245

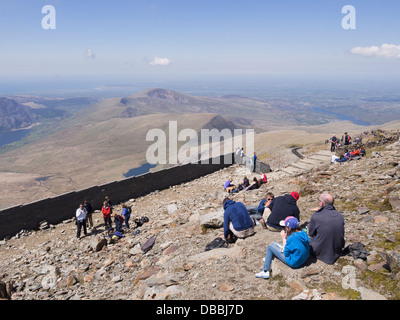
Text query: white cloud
85 48 96 59
149 57 171 66
350 43 400 58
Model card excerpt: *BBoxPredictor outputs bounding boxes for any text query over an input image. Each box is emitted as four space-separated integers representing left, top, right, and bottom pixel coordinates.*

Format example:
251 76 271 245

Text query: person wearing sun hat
255 216 309 279
265 191 300 232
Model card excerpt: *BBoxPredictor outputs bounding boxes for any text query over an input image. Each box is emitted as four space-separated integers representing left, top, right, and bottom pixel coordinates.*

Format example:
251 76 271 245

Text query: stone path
267 150 333 181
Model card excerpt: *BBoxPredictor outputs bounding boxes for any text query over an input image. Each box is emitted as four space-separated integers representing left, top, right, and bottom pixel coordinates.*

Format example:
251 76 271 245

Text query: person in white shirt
76 203 88 239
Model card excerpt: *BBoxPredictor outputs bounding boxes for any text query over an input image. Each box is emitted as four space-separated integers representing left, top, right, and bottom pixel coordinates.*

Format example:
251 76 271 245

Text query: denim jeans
263 242 289 271
124 215 130 229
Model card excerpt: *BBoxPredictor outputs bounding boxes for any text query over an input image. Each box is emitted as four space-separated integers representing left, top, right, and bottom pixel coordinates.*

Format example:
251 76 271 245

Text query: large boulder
199 210 224 228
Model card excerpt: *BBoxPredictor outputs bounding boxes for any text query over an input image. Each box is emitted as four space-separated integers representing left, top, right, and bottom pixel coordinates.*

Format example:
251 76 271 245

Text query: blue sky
0 0 399 81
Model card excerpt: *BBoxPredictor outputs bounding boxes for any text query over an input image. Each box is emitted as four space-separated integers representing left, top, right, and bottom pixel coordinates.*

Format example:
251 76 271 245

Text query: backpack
343 242 370 260
113 231 124 238
136 216 149 227
205 237 228 251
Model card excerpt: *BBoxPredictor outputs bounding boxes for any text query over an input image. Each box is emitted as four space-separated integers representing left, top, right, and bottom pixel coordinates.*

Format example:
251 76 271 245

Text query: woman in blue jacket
256 216 309 279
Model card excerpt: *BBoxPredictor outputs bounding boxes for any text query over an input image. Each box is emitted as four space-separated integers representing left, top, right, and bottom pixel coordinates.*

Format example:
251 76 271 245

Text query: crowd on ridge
327 129 394 163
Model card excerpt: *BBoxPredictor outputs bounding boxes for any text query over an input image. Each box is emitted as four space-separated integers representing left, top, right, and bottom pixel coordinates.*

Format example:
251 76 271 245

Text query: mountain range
0 98 36 130
0 88 399 209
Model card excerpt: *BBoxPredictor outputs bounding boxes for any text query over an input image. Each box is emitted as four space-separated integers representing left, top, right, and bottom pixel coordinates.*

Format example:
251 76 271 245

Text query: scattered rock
136 267 161 280
292 289 322 300
199 210 224 228
218 283 234 292
66 275 78 287
95 238 107 252
358 287 387 300
356 207 369 215
383 250 400 278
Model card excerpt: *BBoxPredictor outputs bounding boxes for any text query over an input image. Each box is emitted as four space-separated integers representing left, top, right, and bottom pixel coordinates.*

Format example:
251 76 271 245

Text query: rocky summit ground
1 131 400 301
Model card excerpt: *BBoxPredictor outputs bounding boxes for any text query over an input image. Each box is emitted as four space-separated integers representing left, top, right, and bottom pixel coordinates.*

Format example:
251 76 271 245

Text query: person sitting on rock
258 192 275 228
260 172 268 185
308 193 345 265
242 175 250 188
237 175 249 191
255 216 310 279
266 192 300 232
222 198 255 243
245 177 260 191
359 146 366 156
224 178 236 193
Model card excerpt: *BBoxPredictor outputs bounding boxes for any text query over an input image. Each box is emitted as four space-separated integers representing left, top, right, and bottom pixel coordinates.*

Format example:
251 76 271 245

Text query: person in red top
101 200 112 230
260 172 267 184
350 149 360 157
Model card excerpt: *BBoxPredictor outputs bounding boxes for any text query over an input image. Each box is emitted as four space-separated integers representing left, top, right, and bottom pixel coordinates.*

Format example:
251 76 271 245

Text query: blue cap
279 216 299 229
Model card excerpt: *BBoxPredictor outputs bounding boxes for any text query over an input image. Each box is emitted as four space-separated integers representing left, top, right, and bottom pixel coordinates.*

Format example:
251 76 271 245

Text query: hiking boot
255 271 270 279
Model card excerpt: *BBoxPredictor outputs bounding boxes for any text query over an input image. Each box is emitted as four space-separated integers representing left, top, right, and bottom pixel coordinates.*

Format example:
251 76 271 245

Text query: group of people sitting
222 191 345 279
331 146 366 163
224 172 268 193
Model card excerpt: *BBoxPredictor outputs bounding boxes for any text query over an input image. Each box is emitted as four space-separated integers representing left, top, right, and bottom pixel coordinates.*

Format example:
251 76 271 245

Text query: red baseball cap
290 191 299 201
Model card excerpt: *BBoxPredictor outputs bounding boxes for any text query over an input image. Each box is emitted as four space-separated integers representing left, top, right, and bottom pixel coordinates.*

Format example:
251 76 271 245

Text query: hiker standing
84 199 94 230
329 134 338 152
101 201 112 231
344 132 351 145
76 203 88 239
121 204 131 229
253 152 257 172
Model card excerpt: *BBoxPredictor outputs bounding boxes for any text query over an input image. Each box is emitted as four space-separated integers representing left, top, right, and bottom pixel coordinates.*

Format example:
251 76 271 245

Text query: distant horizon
2 73 400 98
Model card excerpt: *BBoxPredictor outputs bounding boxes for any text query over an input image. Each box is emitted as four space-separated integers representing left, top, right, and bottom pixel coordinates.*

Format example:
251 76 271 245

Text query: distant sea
2 74 400 99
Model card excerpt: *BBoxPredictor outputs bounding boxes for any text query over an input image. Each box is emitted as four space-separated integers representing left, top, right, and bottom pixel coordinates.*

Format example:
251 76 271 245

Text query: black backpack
205 237 228 251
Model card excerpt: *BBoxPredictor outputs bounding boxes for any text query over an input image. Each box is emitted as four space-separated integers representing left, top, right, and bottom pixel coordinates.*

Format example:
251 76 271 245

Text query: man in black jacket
266 191 300 232
308 193 345 264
